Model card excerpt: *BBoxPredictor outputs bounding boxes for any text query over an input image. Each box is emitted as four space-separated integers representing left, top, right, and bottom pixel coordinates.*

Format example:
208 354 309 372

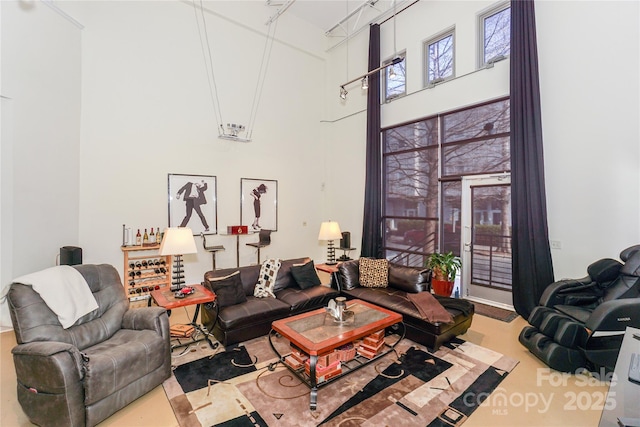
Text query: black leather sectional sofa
335 259 474 350
201 257 474 350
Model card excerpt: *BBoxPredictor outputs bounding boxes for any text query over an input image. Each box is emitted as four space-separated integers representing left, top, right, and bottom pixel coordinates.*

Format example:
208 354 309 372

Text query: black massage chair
519 244 640 373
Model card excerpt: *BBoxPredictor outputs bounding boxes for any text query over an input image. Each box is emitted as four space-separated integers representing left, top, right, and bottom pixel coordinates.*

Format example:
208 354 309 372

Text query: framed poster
168 174 217 235
241 178 277 232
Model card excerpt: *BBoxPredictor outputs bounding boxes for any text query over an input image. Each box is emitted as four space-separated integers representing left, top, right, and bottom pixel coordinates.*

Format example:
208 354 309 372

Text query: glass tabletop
284 302 389 344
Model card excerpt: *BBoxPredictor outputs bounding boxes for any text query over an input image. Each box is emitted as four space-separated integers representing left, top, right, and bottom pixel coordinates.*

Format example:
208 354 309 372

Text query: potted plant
426 251 462 297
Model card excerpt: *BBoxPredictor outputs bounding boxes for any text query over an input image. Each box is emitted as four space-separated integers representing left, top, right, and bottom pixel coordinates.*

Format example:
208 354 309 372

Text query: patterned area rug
162 334 518 426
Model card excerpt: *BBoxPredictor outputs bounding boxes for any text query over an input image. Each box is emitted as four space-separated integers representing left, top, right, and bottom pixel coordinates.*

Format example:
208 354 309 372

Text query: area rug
163 334 518 426
471 301 519 323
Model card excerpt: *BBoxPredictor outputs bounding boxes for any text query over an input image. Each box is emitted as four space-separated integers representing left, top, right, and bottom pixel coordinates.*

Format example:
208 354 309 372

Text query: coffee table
150 284 218 351
269 299 404 410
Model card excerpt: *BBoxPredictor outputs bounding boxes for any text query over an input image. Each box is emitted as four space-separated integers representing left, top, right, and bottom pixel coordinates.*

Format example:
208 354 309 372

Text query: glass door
460 174 512 308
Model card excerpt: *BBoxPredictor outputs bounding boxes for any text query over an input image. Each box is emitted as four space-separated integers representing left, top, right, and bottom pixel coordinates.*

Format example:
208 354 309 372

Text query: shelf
121 246 171 308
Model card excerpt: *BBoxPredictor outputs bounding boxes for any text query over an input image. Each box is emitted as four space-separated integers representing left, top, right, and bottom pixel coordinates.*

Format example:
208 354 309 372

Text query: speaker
60 246 82 266
340 232 351 249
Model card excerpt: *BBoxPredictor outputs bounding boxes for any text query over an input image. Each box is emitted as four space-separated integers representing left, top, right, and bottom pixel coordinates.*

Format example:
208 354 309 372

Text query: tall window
480 3 511 66
425 30 455 85
382 98 510 266
383 53 406 102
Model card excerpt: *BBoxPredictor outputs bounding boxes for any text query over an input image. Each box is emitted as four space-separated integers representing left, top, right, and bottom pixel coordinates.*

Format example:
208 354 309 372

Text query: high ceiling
267 0 406 36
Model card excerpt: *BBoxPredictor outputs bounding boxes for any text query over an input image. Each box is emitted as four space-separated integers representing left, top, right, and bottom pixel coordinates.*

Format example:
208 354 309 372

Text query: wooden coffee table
269 299 404 410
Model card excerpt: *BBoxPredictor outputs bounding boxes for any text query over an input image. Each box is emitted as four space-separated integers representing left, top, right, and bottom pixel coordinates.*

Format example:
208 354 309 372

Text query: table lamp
159 227 197 290
318 221 342 265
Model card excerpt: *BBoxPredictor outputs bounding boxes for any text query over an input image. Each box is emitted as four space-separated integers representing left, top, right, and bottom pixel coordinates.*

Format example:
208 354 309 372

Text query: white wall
0 0 82 327
67 1 331 285
324 0 640 280
536 0 640 278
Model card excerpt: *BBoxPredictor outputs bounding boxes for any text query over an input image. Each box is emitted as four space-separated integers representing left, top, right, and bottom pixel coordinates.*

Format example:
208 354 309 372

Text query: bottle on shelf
150 228 155 244
136 229 142 246
156 227 162 245
143 229 149 245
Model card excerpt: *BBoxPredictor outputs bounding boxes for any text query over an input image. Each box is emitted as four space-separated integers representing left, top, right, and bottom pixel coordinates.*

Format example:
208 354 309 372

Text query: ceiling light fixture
338 56 402 99
338 0 401 100
388 65 396 79
361 76 369 90
340 86 348 100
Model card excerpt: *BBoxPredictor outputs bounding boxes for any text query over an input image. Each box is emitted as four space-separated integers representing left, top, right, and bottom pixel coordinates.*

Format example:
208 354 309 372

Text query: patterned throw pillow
254 258 282 298
359 258 389 288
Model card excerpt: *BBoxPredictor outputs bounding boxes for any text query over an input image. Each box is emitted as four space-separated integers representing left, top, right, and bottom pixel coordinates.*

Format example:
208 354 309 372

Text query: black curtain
510 0 554 319
361 24 382 258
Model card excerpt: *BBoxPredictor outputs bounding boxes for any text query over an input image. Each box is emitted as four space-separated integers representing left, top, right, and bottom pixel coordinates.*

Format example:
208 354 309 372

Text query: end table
150 284 218 351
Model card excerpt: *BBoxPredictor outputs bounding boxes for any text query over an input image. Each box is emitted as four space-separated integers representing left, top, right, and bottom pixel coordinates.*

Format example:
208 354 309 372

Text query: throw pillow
254 258 282 298
291 260 321 289
359 258 389 288
208 271 246 308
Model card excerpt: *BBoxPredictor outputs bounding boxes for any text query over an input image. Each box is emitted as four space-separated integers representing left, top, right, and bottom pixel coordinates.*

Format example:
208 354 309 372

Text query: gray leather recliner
7 264 171 427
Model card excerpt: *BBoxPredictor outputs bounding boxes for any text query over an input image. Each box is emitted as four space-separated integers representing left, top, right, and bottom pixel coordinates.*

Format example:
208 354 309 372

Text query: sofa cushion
337 259 360 290
273 257 311 292
388 263 430 293
217 296 290 331
359 258 389 288
276 286 340 313
208 271 246 308
254 259 282 298
290 260 321 289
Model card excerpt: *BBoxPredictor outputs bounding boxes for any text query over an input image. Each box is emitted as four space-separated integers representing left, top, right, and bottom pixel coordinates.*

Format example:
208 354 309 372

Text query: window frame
423 27 456 87
382 51 407 103
477 2 511 68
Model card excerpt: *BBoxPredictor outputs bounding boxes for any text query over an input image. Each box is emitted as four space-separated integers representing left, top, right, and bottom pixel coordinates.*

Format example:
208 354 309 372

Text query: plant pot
432 279 454 297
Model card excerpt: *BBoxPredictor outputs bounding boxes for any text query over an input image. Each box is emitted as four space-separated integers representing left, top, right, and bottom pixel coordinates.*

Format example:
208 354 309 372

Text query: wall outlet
550 240 562 249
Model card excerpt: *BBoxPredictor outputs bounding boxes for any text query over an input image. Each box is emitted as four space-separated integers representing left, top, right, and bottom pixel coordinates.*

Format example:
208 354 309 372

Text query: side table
316 263 340 288
150 284 218 351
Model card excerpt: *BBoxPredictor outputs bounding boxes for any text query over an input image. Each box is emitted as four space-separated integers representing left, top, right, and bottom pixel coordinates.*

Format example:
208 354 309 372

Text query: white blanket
12 265 98 329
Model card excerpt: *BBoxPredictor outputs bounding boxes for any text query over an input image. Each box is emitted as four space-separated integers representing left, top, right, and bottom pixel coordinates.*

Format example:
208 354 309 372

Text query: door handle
463 226 472 251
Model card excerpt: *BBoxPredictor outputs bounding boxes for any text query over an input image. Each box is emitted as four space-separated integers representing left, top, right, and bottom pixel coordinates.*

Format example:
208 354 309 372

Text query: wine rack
121 245 172 308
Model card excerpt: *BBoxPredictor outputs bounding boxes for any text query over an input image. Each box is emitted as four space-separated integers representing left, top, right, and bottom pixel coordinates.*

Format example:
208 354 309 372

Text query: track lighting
340 86 348 100
338 56 402 100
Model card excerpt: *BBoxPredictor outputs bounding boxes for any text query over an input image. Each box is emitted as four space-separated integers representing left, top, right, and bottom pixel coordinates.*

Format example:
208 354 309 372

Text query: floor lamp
159 227 197 291
318 221 342 265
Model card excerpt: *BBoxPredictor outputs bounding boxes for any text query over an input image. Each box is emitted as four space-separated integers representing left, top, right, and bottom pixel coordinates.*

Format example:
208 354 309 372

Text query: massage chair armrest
539 276 594 307
122 306 170 339
12 341 85 386
585 299 640 332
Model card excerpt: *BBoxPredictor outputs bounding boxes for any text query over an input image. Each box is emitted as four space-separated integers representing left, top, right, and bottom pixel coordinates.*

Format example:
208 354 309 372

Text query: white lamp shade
158 227 197 256
318 221 342 241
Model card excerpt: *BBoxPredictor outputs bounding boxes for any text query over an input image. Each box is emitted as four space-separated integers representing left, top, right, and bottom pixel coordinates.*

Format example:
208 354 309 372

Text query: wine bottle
142 260 148 267
136 229 142 246
156 227 162 245
150 228 156 244
143 229 149 245
129 262 135 269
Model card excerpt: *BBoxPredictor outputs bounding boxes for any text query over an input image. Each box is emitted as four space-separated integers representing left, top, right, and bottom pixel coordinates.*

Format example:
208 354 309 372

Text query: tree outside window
427 32 454 84
482 5 510 65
